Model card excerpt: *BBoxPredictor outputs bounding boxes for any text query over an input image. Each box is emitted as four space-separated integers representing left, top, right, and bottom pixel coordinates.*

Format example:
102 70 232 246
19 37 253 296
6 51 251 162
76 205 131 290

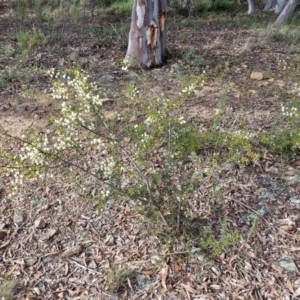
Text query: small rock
69 51 79 62
13 211 25 224
57 292 65 299
0 230 7 240
42 228 58 240
26 257 38 266
59 58 65 66
136 274 150 290
34 219 47 229
171 63 180 70
261 81 270 86
98 75 115 83
276 79 285 88
289 195 300 204
1 198 11 205
249 89 258 95
104 235 115 245
38 203 51 212
250 71 264 80
87 259 97 269
279 257 298 272
62 244 83 257
36 53 42 61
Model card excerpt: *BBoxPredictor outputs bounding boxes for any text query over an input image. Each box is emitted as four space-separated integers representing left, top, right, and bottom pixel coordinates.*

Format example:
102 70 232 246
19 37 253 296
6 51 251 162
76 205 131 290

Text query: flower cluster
281 105 300 117
230 130 256 140
122 56 131 71
180 83 196 96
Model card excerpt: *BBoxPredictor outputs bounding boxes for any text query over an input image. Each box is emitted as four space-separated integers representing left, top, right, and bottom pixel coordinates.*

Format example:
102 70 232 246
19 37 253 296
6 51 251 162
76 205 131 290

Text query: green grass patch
16 27 47 58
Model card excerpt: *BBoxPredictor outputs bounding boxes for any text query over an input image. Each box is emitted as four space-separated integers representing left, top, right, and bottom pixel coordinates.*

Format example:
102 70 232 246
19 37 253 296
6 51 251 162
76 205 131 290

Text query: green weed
16 27 47 58
106 266 134 292
198 218 240 258
90 24 129 49
183 49 206 66
0 278 17 300
3 45 16 57
109 0 132 16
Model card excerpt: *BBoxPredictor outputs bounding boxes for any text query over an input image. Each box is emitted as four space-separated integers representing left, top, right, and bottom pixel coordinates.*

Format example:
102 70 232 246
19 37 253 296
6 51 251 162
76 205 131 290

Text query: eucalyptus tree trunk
275 0 299 24
263 0 277 11
247 0 256 13
275 0 288 13
125 0 167 68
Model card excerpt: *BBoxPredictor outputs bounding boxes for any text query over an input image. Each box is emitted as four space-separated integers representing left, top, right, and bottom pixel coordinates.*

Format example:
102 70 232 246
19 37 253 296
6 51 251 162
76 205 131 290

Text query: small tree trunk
263 0 277 11
275 0 299 24
181 0 190 11
247 0 256 13
275 0 288 13
125 0 167 68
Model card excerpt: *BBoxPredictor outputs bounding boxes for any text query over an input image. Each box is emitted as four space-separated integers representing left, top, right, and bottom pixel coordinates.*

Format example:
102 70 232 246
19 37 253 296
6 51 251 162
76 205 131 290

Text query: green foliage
3 45 16 58
259 82 300 157
198 219 240 258
15 0 27 21
0 72 9 89
0 278 17 300
5 67 205 233
16 27 47 58
109 0 133 16
183 49 206 66
90 24 129 49
198 127 259 164
106 266 133 292
169 0 242 14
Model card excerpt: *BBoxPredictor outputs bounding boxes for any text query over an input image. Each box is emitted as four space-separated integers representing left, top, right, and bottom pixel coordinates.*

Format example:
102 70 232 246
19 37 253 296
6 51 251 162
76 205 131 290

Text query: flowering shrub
8 67 206 231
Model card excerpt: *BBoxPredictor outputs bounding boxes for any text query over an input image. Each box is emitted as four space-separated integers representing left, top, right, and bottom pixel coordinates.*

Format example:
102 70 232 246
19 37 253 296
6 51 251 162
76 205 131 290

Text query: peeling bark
275 0 288 13
263 0 277 11
275 0 299 24
125 0 166 68
247 0 256 13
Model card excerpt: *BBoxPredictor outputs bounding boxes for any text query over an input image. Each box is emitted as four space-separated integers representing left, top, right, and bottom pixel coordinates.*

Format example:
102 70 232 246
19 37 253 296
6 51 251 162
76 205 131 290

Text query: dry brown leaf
64 262 69 276
161 263 169 290
293 286 300 297
280 225 295 232
141 270 154 275
127 278 133 290
271 263 283 273
244 261 252 271
42 228 58 240
33 271 43 280
130 260 149 264
181 283 198 294
286 279 294 294
62 244 83 258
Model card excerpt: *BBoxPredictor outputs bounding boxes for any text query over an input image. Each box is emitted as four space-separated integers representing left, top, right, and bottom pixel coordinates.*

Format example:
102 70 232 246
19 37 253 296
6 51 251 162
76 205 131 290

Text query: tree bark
247 0 256 13
263 0 277 11
275 0 288 13
275 0 299 24
125 0 167 68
